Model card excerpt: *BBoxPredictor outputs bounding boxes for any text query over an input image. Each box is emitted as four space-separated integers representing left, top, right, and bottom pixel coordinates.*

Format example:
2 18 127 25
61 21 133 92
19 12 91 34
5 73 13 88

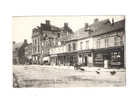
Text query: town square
13 16 126 87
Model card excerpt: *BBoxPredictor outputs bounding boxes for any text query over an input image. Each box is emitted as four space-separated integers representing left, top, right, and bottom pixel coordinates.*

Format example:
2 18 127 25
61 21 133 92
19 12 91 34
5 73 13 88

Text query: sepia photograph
12 16 126 88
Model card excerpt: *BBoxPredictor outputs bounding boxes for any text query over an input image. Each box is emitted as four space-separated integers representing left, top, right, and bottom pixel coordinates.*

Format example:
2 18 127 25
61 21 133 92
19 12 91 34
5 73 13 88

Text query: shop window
94 53 104 65
111 51 121 62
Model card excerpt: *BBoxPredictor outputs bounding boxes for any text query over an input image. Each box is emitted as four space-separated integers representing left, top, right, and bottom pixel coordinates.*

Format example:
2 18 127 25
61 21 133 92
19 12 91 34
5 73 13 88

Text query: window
88 53 91 57
57 33 60 38
100 38 105 48
68 44 71 51
115 36 121 46
73 43 76 50
111 51 121 62
108 36 115 47
38 45 40 52
33 40 34 45
105 38 109 48
97 39 100 48
86 40 89 49
35 39 37 44
80 42 83 50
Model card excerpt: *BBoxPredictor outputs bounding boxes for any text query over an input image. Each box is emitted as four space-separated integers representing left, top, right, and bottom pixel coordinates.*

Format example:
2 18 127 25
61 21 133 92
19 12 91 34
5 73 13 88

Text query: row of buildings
13 18 125 68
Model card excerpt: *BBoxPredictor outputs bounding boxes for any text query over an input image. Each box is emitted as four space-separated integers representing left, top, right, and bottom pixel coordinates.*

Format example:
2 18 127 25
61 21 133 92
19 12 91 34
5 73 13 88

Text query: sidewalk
39 65 125 72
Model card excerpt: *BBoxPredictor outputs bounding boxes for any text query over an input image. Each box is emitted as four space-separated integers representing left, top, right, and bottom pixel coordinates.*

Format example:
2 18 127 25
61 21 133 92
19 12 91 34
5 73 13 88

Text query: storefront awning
43 57 50 61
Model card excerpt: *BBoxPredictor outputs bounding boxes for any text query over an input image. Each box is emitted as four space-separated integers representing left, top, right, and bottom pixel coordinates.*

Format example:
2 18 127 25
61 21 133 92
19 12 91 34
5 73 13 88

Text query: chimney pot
64 23 68 27
94 18 99 23
85 23 89 28
13 41 15 44
112 18 114 24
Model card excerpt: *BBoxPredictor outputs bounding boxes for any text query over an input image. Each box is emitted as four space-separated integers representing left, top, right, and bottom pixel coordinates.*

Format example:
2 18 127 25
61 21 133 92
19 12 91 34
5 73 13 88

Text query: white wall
77 38 93 51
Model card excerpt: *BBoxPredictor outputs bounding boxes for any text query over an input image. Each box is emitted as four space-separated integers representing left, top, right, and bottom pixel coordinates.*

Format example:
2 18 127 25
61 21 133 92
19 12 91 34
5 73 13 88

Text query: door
84 56 88 66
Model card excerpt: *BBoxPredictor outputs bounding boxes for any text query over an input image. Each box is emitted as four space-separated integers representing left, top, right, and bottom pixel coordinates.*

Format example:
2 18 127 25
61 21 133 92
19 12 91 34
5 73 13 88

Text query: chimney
112 18 114 24
64 23 68 27
13 41 15 45
24 39 27 44
37 26 40 29
85 23 89 28
46 20 50 25
94 18 99 23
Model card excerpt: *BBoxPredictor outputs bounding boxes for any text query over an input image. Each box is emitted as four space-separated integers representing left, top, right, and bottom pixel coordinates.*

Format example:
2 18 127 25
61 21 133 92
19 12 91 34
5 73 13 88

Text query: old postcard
12 16 125 88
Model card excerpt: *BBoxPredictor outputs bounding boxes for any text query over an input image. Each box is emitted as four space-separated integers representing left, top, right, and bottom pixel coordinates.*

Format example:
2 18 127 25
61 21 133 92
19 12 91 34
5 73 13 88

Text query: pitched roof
66 19 125 41
51 25 61 31
91 19 125 36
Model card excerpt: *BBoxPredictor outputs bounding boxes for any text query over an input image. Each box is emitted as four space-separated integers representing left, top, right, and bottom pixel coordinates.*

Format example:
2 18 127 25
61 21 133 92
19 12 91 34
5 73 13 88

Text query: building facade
13 40 28 65
24 43 32 64
13 41 22 65
49 18 125 68
92 19 125 68
32 20 73 65
32 26 41 64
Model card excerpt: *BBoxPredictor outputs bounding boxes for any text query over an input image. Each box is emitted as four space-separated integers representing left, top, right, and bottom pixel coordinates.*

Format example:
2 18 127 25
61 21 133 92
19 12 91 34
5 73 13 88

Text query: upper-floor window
57 33 60 38
35 39 37 45
73 43 76 50
105 38 108 48
68 44 71 51
115 35 121 46
97 39 100 48
86 40 89 49
80 42 83 50
108 36 115 47
33 40 34 45
100 38 105 48
38 45 40 52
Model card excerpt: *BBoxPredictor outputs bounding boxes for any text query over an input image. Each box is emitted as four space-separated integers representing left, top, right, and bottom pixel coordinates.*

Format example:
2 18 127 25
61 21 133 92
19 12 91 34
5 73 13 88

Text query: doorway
84 56 88 66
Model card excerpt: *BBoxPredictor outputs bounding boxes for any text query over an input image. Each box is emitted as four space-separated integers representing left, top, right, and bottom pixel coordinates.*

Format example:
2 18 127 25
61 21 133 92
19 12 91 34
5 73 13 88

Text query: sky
12 16 124 43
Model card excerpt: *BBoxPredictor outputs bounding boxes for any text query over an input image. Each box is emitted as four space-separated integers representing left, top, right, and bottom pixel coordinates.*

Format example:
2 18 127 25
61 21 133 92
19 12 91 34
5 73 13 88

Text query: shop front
50 54 57 66
93 46 124 68
56 52 78 66
32 54 40 64
42 56 50 65
77 50 93 67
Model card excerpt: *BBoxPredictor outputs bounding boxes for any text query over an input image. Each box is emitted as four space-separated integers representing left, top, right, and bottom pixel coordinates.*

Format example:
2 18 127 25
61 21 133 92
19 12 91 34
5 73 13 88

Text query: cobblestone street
13 65 126 87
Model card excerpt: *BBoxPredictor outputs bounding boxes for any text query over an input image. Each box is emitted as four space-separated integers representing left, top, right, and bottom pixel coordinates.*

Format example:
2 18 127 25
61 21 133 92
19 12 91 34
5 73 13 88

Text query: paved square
13 65 126 87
